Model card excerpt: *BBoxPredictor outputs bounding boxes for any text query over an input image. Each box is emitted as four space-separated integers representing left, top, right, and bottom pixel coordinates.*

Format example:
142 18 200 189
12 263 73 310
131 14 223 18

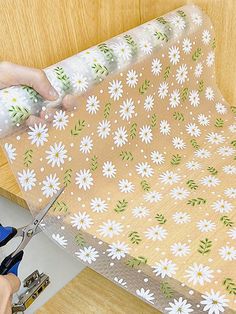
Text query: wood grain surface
0 1 235 313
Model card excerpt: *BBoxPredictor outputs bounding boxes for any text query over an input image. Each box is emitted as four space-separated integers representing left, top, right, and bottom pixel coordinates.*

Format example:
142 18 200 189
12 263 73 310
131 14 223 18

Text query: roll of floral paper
1 4 236 313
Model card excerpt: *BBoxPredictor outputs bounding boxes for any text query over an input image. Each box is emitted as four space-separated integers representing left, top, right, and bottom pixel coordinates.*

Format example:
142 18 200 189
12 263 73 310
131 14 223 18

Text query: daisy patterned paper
1 4 236 314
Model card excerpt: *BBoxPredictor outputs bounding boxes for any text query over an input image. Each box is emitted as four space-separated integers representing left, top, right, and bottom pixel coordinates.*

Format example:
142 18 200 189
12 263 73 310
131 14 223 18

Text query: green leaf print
223 278 236 295
90 155 98 171
164 66 171 80
187 198 206 206
22 85 42 102
71 119 85 136
207 166 218 175
151 113 157 128
173 112 184 121
113 199 128 213
75 233 86 247
190 139 200 149
140 180 151 192
192 48 202 61
155 213 167 225
130 122 137 139
154 31 168 42
119 151 134 161
123 34 138 55
211 38 216 49
186 180 198 190
51 201 68 212
160 282 174 299
220 216 234 227
92 63 109 79
64 169 72 186
230 106 236 115
231 140 236 148
126 256 147 268
24 149 33 167
156 17 168 25
104 102 111 119
198 238 212 255
177 10 186 18
97 43 115 63
198 80 204 92
54 66 71 91
139 80 150 95
180 87 189 102
171 154 181 165
9 105 30 125
128 231 142 245
214 118 224 127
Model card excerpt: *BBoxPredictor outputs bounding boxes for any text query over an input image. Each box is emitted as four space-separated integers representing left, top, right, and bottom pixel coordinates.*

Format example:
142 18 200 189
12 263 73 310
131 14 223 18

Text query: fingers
4 274 21 294
0 62 58 101
62 94 80 110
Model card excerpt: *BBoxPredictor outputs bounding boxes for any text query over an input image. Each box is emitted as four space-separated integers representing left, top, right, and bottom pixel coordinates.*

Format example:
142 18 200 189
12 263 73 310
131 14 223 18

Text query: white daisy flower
4 143 16 163
140 39 153 54
151 58 162 76
205 87 214 101
118 179 134 193
229 124 236 133
86 95 100 114
217 146 235 157
136 162 154 178
168 46 180 65
202 30 211 45
70 212 93 230
41 174 60 198
197 219 216 233
201 289 229 314
132 206 150 218
195 148 211 159
126 69 138 88
223 165 236 175
18 169 36 191
160 120 171 135
97 120 111 139
159 170 181 185
215 102 227 115
76 246 99 264
186 123 201 137
219 246 236 261
158 82 169 99
112 41 132 61
136 288 155 304
53 110 69 130
144 95 154 111
71 73 88 92
172 137 186 150
152 258 177 278
200 175 221 187
171 15 185 30
169 89 180 108
113 126 128 147
119 98 135 120
206 51 215 67
108 80 123 101
107 241 130 260
185 263 214 286
205 132 225 145
144 190 162 203
227 227 236 240
191 13 202 26
98 220 123 238
165 297 193 314
114 277 127 287
139 125 153 144
52 234 67 247
171 242 190 257
90 197 108 213
102 161 117 178
75 169 94 191
46 142 67 167
211 199 233 213
186 160 202 170
224 187 236 199
172 212 191 224
189 90 200 107
194 62 203 77
151 151 165 165
198 114 210 126
28 123 48 147
145 225 167 241
170 187 190 200
182 38 192 54
80 136 93 154
176 64 188 84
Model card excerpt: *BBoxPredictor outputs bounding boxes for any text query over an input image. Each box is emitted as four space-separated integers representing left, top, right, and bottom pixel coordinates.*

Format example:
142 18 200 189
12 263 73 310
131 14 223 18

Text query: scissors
0 186 65 276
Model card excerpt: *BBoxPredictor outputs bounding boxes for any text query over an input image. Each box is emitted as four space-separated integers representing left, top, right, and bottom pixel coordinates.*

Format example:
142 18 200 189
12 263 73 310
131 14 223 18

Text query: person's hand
0 274 20 314
0 62 79 125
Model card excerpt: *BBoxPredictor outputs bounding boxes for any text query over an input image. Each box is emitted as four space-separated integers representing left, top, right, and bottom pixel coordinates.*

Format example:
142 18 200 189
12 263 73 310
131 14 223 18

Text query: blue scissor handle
0 224 17 247
0 251 24 275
